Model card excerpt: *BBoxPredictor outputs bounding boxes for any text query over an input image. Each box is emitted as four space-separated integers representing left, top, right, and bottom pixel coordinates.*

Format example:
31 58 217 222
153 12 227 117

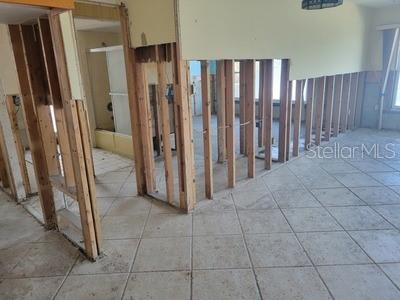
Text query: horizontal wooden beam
50 174 77 200
0 0 74 9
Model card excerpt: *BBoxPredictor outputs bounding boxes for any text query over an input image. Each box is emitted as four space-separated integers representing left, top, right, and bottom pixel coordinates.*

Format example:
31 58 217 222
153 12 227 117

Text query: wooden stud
225 60 235 188
171 43 196 211
37 18 75 188
348 72 360 130
0 129 10 188
48 14 100 258
340 74 351 133
304 79 315 149
332 74 343 137
355 72 367 128
135 62 156 192
5 95 32 195
293 80 304 157
314 77 326 146
120 5 147 195
151 84 162 156
0 122 17 198
186 61 197 204
258 60 265 147
21 25 60 177
278 59 290 162
239 61 247 155
263 60 273 169
217 60 226 163
76 100 102 250
200 60 213 198
156 50 174 204
9 24 57 229
324 76 335 141
245 60 255 178
286 80 293 161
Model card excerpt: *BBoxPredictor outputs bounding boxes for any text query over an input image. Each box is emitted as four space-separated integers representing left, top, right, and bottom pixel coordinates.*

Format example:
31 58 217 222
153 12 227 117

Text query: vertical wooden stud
239 61 246 155
263 60 273 169
340 74 351 133
225 60 235 188
48 14 100 258
348 72 360 130
171 43 196 211
5 95 32 195
21 25 60 177
304 79 315 149
355 72 367 128
324 76 335 141
314 77 326 146
332 74 343 137
9 24 57 229
135 62 156 193
120 5 147 195
217 60 226 162
286 80 293 161
201 60 213 198
156 49 174 204
278 59 290 162
0 123 16 196
258 60 265 147
245 60 255 178
293 80 304 157
38 18 75 188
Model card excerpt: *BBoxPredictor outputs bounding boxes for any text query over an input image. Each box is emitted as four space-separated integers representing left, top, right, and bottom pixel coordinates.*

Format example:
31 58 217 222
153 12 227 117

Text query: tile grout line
51 255 79 300
286 155 400 293
231 191 267 300
261 174 337 300
119 194 153 300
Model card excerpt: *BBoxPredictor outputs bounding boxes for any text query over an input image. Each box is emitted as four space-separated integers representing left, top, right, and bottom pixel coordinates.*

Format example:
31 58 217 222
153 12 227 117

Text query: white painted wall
177 0 372 80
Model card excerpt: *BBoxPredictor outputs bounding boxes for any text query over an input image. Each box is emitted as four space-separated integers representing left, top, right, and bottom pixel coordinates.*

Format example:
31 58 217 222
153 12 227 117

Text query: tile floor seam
230 192 265 300
119 193 153 300
287 158 400 294
272 165 340 300
342 167 400 232
51 255 79 300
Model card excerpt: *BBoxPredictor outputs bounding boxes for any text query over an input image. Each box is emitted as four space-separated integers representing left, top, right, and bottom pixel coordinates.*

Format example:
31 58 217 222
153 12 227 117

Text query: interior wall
76 30 122 137
122 0 176 48
178 0 372 80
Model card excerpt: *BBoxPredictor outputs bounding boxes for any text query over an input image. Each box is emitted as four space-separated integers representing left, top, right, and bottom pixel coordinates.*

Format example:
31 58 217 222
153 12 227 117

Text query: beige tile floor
1 128 400 299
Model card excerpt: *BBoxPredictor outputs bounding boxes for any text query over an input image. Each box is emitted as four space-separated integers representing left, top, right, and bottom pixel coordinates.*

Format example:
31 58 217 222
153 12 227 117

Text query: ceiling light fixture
302 0 343 10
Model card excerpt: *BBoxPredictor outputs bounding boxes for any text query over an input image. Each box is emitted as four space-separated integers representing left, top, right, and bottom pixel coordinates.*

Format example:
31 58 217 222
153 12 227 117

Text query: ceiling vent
302 0 343 10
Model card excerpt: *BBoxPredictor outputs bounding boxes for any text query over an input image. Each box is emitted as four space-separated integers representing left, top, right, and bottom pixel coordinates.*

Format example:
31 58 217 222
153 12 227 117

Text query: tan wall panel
123 0 176 48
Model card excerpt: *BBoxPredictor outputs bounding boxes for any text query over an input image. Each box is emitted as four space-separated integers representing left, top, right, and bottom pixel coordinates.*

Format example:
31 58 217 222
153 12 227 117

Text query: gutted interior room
1 0 400 299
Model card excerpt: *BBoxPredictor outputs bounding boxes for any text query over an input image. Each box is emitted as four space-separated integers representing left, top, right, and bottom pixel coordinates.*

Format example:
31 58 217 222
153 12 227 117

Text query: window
234 59 296 101
272 59 281 100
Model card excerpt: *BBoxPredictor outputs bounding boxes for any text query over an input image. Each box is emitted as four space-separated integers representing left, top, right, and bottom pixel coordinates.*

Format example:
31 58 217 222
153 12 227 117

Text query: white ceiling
349 0 400 7
74 18 120 33
0 3 48 24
